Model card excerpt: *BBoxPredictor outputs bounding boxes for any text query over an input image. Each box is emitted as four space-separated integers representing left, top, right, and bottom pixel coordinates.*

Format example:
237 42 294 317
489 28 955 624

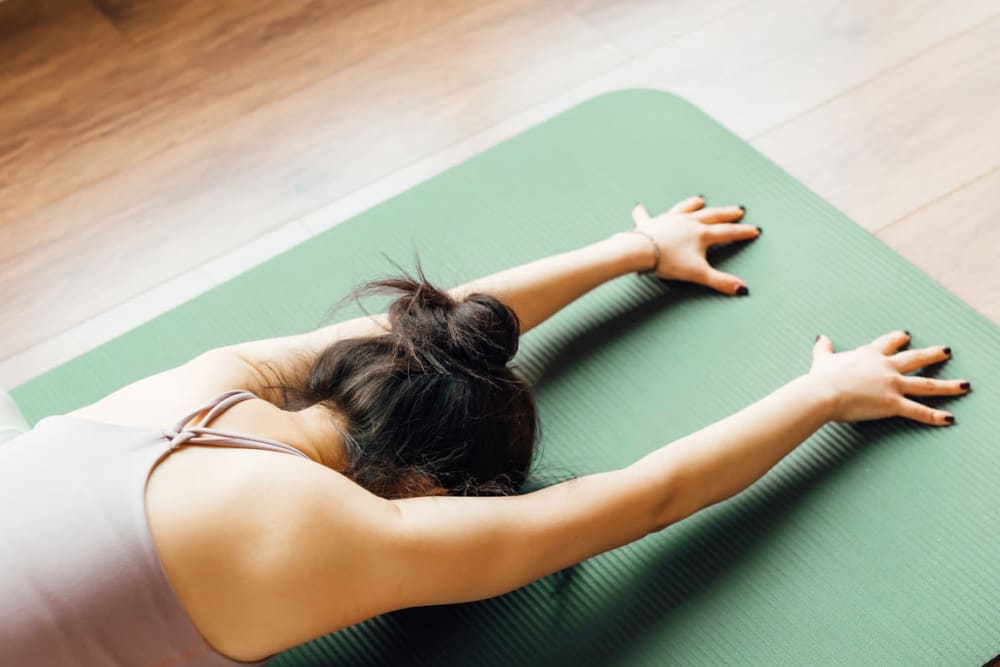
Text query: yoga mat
12 90 999 665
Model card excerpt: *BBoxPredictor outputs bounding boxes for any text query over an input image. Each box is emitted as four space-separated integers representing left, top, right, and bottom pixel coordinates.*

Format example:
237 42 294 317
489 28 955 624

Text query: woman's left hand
630 196 761 296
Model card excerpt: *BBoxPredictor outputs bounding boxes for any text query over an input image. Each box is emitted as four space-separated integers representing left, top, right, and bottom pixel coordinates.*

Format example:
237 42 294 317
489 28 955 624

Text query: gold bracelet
624 229 661 276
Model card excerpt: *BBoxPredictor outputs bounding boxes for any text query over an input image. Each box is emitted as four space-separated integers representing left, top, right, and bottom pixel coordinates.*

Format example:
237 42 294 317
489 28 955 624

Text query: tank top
0 389 311 666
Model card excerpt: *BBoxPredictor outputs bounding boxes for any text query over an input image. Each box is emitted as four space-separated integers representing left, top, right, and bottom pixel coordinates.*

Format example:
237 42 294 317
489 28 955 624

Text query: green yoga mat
12 90 999 665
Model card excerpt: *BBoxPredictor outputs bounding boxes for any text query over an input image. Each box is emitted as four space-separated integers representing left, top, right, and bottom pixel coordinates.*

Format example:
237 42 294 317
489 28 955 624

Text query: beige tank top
0 389 310 666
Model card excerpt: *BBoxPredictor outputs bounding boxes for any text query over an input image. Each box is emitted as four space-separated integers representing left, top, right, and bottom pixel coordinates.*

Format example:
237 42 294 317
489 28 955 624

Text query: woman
0 196 968 666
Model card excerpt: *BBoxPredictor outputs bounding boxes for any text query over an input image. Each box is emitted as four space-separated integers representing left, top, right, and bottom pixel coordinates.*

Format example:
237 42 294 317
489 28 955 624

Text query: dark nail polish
755 225 762 234
736 285 749 296
697 194 704 199
944 415 955 424
960 381 971 390
739 205 746 212
903 330 911 337
944 347 952 356
815 334 821 342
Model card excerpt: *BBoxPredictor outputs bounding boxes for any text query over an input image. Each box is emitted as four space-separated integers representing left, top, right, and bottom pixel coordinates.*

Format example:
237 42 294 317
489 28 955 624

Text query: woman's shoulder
67 349 265 428
69 387 294 439
147 435 394 659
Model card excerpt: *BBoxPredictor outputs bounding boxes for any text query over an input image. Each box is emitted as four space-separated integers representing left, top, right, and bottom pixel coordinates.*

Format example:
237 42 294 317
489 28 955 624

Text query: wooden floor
1 0 998 387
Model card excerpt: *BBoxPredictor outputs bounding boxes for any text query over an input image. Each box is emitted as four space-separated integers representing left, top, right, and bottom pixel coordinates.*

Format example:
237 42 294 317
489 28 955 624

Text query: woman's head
293 269 537 499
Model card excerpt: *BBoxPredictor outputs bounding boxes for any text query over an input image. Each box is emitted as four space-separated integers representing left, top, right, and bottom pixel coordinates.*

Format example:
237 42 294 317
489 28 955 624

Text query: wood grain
0 0 476 224
0 0 133 210
0 0 622 358
751 14 1000 232
567 0 749 57
878 168 1000 324
601 0 1000 138
1 0 998 385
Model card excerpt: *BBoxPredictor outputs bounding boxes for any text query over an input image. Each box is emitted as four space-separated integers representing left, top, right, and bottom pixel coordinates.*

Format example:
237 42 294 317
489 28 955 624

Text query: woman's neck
290 403 349 471
210 397 348 472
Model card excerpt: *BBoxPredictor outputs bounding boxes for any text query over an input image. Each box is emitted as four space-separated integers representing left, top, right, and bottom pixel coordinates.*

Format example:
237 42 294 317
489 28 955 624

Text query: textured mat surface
12 90 999 666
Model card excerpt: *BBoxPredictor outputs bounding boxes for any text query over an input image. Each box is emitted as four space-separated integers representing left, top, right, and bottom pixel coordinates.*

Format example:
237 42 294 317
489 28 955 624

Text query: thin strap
169 389 249 433
164 390 311 460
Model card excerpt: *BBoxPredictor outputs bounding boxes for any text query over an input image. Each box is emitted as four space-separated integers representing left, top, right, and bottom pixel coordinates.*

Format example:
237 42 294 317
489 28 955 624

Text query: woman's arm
85 232 660 414
445 196 753 334
221 196 759 389
281 331 965 628
378 373 835 607
216 230 657 372
72 197 758 419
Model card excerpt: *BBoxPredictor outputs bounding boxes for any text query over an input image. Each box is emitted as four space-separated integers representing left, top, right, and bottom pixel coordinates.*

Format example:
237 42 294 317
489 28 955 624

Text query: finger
631 203 653 226
813 334 834 361
897 375 971 397
694 264 747 296
869 329 910 354
896 397 955 426
891 345 952 374
668 195 705 214
692 205 745 224
702 223 762 245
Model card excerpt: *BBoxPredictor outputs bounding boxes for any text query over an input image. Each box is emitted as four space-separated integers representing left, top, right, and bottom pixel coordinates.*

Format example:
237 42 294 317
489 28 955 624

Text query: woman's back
0 391 324 666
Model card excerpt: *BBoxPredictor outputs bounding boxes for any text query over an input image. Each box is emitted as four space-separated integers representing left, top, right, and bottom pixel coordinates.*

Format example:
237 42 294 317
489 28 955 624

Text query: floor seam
873 165 1000 236
749 10 1000 143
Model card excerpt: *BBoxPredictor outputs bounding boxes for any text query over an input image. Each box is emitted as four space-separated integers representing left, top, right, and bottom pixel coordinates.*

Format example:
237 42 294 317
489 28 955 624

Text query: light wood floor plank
566 0 750 57
877 168 1000 324
599 0 1000 138
751 14 1000 232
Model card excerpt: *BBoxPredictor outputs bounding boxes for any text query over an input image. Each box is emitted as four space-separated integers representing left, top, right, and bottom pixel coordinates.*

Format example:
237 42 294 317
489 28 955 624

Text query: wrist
790 373 837 423
605 231 657 275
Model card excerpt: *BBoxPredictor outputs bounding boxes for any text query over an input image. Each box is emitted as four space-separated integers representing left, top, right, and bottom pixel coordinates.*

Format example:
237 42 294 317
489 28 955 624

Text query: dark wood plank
0 0 621 357
0 0 477 224
0 0 137 219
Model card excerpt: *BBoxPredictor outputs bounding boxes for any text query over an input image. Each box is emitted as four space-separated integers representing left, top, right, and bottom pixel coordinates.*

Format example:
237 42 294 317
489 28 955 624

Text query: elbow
647 468 700 533
650 498 685 534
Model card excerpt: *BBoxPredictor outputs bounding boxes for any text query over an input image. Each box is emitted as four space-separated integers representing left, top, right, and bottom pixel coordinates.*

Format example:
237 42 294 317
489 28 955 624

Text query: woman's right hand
809 330 970 425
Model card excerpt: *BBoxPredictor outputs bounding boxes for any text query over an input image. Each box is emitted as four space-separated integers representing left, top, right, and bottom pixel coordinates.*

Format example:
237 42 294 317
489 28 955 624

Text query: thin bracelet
623 229 661 276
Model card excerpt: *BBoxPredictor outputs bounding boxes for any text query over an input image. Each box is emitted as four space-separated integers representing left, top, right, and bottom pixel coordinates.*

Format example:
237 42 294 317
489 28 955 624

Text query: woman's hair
283 267 538 499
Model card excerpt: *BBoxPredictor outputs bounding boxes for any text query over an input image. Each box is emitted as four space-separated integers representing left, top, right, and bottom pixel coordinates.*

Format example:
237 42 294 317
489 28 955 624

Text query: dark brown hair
284 267 538 499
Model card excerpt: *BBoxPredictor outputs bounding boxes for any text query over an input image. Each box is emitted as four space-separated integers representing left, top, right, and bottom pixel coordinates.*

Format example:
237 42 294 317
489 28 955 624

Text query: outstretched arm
221 196 759 388
72 197 758 420
274 331 965 648
447 196 757 333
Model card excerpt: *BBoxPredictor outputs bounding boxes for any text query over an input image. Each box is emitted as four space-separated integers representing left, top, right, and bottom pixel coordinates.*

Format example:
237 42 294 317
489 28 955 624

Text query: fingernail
815 334 821 342
739 205 746 212
944 415 955 424
736 285 749 296
903 330 911 337
755 225 762 234
944 347 952 356
960 381 971 390
697 194 705 199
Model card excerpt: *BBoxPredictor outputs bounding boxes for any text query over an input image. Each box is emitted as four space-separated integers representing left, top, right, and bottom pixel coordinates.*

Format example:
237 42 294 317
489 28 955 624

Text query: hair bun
450 293 520 368
374 270 520 372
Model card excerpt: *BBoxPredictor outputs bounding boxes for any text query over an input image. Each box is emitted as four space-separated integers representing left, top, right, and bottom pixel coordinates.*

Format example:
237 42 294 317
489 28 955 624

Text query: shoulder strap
164 390 311 460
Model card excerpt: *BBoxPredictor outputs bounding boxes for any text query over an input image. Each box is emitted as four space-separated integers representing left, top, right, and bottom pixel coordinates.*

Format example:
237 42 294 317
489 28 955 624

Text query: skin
70 196 969 661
